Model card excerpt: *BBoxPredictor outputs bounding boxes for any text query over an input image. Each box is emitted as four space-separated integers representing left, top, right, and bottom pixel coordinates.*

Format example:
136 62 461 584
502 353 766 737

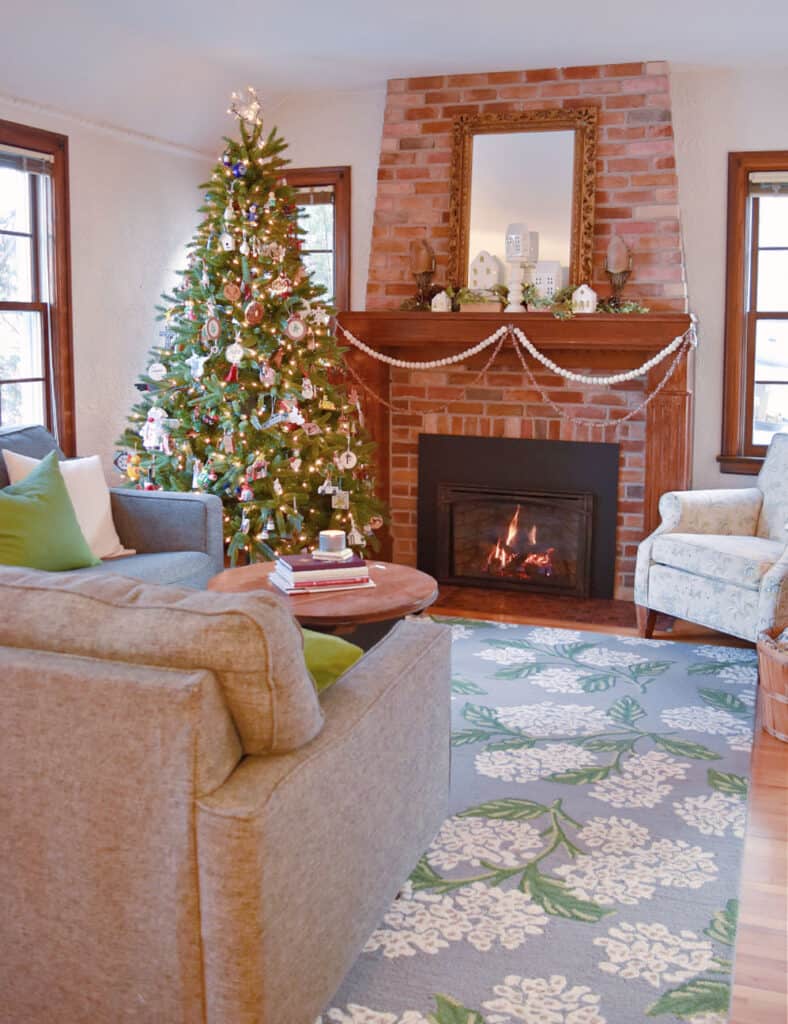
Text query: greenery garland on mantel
403 283 650 319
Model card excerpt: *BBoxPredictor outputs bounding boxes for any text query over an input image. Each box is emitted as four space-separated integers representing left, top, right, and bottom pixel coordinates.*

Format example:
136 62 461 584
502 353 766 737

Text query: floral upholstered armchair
635 433 788 642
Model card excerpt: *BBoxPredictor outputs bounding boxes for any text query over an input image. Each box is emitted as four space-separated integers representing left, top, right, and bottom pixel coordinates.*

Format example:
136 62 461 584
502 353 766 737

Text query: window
0 120 74 452
286 166 350 311
720 151 788 473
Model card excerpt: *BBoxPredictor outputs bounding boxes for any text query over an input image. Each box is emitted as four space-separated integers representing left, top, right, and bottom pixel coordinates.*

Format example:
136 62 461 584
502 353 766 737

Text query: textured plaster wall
272 87 387 310
0 96 206 477
670 65 788 488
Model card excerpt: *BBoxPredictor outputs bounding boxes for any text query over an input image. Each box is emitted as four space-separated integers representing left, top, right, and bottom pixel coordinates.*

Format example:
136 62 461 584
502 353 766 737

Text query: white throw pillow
2 449 133 560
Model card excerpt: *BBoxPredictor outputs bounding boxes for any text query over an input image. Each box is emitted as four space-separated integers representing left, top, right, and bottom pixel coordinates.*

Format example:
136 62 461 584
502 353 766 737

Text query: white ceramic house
571 283 598 313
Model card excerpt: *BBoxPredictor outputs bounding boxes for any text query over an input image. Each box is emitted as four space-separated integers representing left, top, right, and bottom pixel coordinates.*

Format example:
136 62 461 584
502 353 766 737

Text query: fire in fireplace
442 486 593 597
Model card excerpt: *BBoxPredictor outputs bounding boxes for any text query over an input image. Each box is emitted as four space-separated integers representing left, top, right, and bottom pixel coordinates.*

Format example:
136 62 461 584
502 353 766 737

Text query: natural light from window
750 194 788 446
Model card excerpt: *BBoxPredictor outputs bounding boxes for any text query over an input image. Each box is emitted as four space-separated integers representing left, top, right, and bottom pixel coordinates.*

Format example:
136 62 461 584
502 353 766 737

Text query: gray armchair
0 425 223 588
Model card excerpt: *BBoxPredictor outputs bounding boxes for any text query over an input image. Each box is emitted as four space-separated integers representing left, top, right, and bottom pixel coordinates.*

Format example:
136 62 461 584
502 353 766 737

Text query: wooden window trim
286 165 351 312
719 150 788 474
0 118 75 454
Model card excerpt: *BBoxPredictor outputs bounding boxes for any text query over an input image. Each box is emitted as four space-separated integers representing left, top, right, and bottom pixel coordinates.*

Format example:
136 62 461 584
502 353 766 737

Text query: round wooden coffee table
207 560 439 632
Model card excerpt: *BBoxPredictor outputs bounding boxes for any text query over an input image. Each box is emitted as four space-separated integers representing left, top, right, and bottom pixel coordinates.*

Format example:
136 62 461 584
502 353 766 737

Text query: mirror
448 108 598 294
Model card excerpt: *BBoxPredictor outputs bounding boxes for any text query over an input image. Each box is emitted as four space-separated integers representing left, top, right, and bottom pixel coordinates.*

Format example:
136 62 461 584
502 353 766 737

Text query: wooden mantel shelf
337 311 692 352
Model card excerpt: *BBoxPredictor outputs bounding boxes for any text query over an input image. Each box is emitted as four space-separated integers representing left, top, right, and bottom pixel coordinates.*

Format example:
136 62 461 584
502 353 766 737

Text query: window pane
0 310 44 378
758 195 788 248
756 250 788 311
302 251 334 299
0 233 33 301
298 202 334 251
754 319 788 382
0 166 31 233
753 382 788 446
0 379 45 429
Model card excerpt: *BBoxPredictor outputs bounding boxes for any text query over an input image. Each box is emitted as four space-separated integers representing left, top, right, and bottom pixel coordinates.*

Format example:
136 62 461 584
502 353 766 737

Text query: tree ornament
265 514 275 532
251 458 268 479
334 447 358 471
222 429 235 454
222 152 232 167
125 453 142 482
202 314 221 343
186 352 209 379
232 161 247 178
244 300 263 325
219 231 235 252
140 407 168 450
309 305 331 327
239 232 251 256
228 87 263 127
289 450 302 472
240 510 251 533
301 420 322 437
368 514 384 530
273 477 283 496
191 459 203 489
317 475 336 495
225 338 244 365
223 282 242 302
239 479 254 501
223 200 235 222
147 361 167 382
301 376 316 400
270 275 291 296
247 203 259 222
113 451 129 475
319 396 336 411
259 362 276 387
347 517 364 547
266 191 276 210
285 316 307 342
331 489 349 510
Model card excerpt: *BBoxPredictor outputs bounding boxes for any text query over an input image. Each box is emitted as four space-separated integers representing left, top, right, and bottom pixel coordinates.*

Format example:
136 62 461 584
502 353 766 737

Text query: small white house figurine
571 284 598 314
469 250 503 291
431 289 452 312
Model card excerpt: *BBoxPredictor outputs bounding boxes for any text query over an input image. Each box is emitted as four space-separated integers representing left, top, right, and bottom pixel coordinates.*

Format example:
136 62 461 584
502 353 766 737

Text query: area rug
319 620 759 1024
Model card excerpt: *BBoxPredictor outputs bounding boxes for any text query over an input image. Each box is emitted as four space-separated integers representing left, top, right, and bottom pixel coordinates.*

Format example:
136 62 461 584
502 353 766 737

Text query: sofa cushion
651 532 784 590
302 628 363 693
0 424 62 488
0 566 324 755
87 551 217 588
0 452 100 572
756 432 788 542
3 449 131 560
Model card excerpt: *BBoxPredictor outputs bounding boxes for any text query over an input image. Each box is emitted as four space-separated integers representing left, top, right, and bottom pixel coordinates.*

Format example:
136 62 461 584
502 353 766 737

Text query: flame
484 507 555 580
527 524 537 545
505 505 521 547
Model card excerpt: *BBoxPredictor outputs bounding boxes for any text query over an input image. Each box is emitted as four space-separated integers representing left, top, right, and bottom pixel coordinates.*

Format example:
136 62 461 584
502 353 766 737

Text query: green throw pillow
302 627 363 693
0 450 100 571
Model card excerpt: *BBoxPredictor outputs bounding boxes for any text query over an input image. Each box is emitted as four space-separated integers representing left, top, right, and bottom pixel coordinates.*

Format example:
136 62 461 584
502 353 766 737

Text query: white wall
671 65 788 488
272 87 386 310
0 95 207 475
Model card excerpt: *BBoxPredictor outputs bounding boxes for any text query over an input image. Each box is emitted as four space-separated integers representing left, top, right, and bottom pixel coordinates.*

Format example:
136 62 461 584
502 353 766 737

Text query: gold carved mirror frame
447 107 599 288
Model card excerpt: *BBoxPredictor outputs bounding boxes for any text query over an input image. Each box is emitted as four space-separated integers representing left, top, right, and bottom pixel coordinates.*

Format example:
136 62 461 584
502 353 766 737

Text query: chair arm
656 487 763 536
758 546 788 635
195 617 451 1024
109 489 224 570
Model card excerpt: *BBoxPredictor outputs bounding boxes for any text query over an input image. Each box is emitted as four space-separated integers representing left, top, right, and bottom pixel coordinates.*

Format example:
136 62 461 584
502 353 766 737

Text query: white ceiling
3 0 788 151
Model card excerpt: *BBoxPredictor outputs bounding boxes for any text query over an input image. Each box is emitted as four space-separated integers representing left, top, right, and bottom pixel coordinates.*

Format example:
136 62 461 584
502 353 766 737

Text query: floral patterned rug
319 620 758 1024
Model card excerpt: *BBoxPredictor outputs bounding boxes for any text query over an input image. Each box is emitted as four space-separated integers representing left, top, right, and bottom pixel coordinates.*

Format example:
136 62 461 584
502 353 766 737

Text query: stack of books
269 551 374 595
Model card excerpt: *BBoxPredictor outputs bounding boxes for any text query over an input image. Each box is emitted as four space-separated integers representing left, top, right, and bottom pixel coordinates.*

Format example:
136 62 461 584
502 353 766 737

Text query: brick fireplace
343 60 692 600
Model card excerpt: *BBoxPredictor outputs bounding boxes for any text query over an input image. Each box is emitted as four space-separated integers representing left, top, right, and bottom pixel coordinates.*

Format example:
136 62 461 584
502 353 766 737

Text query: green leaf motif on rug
688 659 755 676
428 994 485 1024
698 688 750 714
704 899 739 946
608 695 646 724
647 978 731 1018
708 769 749 797
451 676 488 695
521 869 611 922
458 798 547 820
654 736 721 760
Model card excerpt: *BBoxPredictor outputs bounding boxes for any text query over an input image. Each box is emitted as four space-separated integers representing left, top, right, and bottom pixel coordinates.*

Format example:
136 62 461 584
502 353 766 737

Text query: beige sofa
0 567 451 1024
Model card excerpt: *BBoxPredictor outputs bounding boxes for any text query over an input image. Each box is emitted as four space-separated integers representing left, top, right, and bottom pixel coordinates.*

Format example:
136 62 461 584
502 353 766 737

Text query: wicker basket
757 628 788 742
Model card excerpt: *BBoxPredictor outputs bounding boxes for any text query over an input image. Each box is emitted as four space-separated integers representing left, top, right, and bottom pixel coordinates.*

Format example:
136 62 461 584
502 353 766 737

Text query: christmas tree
116 89 385 563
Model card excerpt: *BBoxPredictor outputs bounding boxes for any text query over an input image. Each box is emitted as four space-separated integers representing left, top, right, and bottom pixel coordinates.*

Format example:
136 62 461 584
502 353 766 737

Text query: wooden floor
432 587 787 1024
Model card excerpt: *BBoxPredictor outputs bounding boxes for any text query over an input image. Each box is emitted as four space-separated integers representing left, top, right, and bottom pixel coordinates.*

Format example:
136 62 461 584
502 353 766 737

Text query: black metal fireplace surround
417 435 619 599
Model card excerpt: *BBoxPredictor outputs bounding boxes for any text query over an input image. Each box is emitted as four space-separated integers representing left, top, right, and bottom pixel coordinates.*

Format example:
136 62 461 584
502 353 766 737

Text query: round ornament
285 316 307 342
148 362 167 382
223 282 242 302
202 315 221 342
368 515 384 530
225 341 244 365
334 449 358 471
244 301 264 326
232 161 247 178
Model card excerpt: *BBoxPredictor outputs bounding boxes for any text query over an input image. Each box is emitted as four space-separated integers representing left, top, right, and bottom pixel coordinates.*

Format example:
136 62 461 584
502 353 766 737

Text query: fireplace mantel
338 310 694 589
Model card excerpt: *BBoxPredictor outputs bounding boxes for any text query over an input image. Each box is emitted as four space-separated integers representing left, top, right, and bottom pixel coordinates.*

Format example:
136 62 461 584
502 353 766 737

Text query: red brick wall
366 61 687 599
367 60 686 310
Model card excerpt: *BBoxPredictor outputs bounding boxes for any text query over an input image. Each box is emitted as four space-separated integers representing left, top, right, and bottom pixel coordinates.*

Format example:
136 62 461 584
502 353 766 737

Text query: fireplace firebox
418 435 619 599
439 485 593 597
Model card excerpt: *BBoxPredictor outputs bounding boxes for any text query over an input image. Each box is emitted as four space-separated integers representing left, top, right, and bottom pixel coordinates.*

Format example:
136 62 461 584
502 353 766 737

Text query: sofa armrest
758 546 788 635
656 487 763 536
195 616 451 1024
109 489 224 570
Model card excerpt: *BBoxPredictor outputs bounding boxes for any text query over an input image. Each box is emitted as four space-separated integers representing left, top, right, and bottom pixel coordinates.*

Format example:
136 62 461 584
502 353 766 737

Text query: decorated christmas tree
116 89 385 563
